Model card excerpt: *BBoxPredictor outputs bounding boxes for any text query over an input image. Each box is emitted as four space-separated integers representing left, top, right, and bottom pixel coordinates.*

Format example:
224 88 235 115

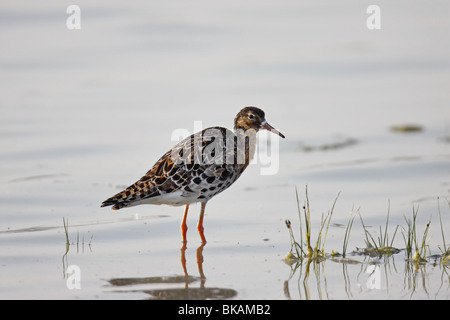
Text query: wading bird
101 106 285 243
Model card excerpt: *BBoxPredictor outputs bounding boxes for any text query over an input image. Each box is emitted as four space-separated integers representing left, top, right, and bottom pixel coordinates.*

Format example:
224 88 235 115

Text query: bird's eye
248 113 255 120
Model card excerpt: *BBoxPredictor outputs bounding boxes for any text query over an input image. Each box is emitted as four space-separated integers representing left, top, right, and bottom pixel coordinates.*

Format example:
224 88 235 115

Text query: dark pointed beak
260 120 285 139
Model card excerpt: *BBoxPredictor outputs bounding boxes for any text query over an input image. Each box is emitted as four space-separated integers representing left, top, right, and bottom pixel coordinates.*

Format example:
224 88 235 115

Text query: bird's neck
234 128 257 169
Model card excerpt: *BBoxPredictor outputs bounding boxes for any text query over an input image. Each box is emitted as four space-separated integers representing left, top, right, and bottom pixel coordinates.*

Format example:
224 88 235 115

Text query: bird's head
234 106 285 138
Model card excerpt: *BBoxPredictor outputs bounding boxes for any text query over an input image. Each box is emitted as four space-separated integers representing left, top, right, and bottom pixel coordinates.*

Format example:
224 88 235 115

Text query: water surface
1 0 449 299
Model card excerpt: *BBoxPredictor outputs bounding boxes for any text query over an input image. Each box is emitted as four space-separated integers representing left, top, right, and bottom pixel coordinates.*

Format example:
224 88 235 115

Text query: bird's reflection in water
107 243 237 300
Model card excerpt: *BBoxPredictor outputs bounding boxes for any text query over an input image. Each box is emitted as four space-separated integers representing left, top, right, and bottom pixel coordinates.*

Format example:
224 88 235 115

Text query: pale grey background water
1 0 449 299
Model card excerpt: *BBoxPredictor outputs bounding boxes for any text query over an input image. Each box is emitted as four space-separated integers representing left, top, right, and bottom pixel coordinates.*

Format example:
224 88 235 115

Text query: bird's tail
100 188 134 210
100 197 126 210
101 177 163 210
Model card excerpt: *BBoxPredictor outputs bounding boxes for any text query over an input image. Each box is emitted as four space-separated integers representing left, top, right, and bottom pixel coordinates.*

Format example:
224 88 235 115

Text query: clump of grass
284 219 302 262
342 208 357 258
329 207 358 259
357 201 400 258
284 187 449 268
437 197 450 264
401 205 430 263
284 186 338 262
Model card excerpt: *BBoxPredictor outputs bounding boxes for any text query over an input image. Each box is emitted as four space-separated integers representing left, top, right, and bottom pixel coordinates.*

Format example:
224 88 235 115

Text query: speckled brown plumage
101 106 285 243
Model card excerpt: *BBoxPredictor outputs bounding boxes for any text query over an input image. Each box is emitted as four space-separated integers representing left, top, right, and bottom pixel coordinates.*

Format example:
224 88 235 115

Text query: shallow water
1 1 449 299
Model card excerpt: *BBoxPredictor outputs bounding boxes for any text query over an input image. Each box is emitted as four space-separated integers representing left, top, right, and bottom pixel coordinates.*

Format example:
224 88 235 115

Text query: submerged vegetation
284 186 450 266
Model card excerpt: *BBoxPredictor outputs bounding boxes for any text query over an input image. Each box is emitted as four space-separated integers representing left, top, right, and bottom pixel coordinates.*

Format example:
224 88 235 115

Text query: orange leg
181 204 189 243
197 202 207 243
